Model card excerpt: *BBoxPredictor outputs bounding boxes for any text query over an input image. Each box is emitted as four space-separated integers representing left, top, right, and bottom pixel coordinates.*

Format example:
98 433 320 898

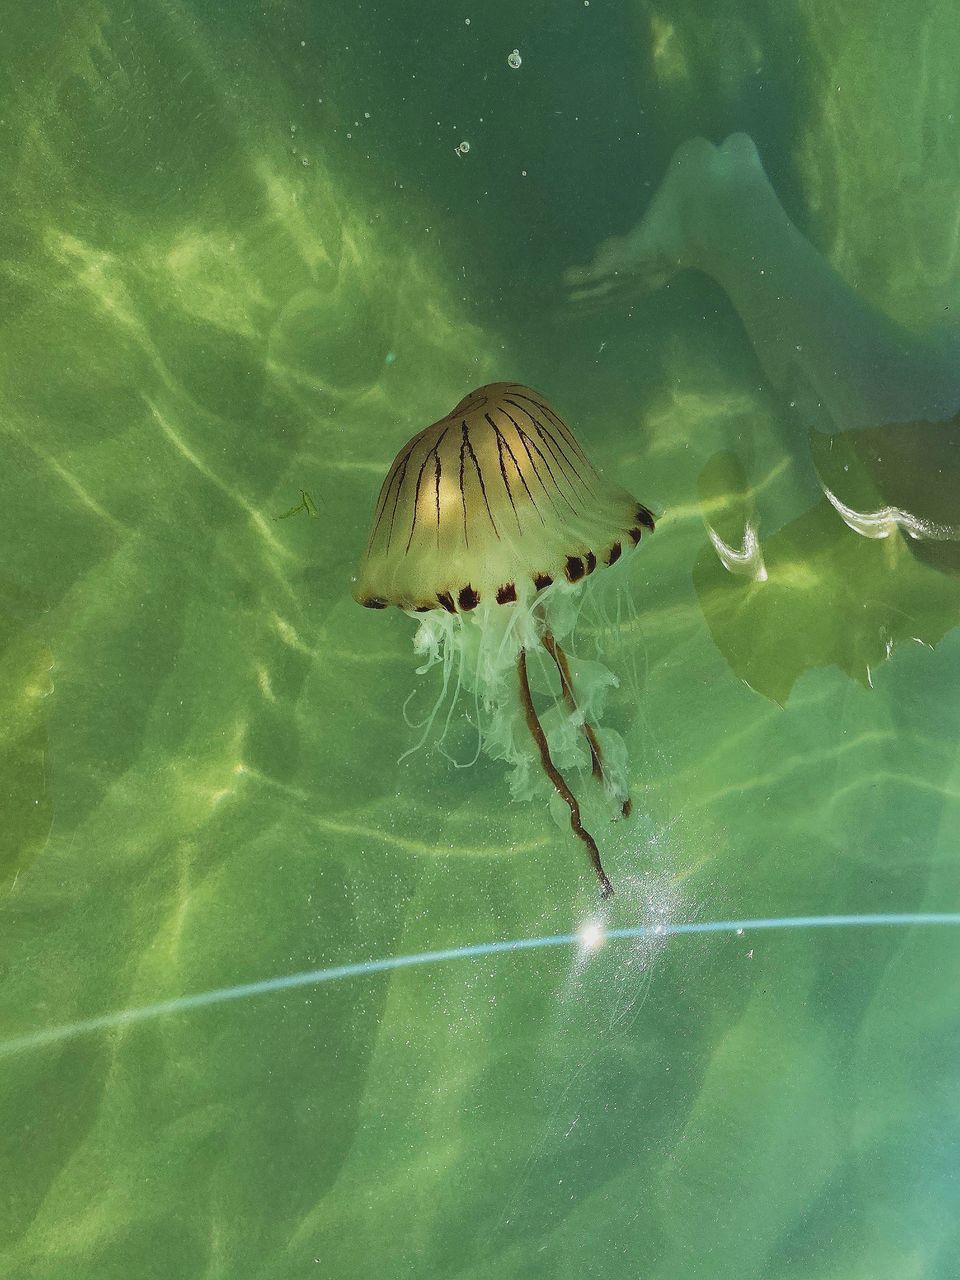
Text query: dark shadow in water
568 130 960 702
236 0 812 339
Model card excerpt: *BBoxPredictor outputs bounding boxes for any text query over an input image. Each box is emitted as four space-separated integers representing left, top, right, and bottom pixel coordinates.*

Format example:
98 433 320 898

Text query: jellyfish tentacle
620 575 646 705
398 640 454 761
435 616 468 752
398 616 461 762
401 687 428 730
542 631 631 820
517 648 614 898
492 597 525 674
448 618 485 769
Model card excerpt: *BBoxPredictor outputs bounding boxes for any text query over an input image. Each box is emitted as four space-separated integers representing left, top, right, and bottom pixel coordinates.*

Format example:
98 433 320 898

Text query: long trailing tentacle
517 648 614 898
399 618 463 764
398 643 455 761
542 630 604 778
542 630 632 819
446 618 485 769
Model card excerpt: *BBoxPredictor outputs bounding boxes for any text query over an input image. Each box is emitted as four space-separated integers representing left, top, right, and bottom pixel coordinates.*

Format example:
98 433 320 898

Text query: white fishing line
2 913 958 1058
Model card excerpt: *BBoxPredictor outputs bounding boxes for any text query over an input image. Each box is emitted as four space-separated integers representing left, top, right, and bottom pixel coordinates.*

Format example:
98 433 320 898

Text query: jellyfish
353 382 656 897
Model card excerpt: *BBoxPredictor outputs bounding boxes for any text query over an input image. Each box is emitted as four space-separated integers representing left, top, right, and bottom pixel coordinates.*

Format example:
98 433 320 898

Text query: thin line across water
2 913 958 1058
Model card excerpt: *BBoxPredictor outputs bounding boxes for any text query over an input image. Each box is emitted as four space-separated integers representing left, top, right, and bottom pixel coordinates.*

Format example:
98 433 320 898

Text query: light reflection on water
4 912 958 1059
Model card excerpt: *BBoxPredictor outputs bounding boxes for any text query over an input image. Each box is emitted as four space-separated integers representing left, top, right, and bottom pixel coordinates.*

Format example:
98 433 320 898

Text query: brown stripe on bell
352 382 656 614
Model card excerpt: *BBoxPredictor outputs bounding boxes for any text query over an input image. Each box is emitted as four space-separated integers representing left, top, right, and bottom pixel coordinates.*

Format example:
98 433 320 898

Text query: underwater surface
2 1 960 1276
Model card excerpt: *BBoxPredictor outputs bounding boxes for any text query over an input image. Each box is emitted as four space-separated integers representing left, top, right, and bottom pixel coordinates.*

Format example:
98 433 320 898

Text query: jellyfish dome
353 382 656 897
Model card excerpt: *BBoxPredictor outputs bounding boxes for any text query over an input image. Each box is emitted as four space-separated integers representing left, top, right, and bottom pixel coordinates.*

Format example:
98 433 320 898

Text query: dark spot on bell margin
496 582 517 604
533 572 553 591
565 556 585 582
458 584 479 611
628 527 643 545
413 604 433 613
584 550 597 574
636 505 656 531
605 542 622 566
362 596 388 609
437 591 457 613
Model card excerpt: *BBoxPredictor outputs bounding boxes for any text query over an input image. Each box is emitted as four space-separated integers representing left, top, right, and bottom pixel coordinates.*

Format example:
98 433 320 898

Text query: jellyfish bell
353 382 656 897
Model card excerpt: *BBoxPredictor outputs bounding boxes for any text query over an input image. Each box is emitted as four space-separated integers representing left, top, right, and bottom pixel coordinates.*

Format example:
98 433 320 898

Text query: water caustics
2 912 958 1059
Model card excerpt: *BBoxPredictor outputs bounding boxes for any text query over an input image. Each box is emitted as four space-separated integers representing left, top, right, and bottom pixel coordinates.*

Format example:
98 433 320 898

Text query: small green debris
276 490 320 519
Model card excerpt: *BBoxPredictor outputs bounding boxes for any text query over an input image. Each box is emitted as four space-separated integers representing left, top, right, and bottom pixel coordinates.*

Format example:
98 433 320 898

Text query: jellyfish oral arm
541 629 632 818
517 647 614 899
542 630 604 780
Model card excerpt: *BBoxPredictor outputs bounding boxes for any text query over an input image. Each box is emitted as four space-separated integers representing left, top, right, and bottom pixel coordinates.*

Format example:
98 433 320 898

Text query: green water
3 2 960 1277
